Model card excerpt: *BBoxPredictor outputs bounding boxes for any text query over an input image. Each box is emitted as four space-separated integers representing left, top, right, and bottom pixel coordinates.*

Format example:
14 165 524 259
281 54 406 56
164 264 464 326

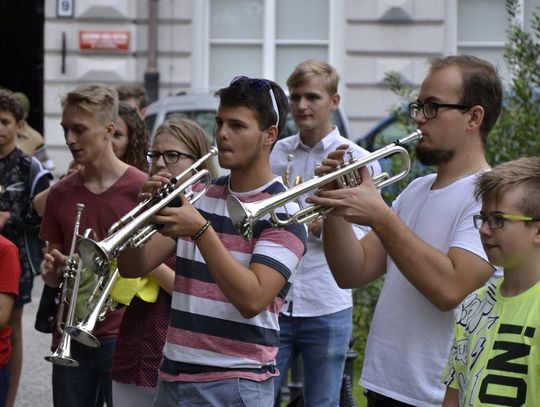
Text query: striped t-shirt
160 175 307 383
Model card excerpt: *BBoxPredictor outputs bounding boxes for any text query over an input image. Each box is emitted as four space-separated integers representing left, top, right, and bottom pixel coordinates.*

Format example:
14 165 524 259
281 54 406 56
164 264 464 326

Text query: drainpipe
145 0 159 103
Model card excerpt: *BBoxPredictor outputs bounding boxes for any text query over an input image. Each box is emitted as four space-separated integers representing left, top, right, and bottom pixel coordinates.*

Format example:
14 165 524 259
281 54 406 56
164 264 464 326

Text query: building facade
44 0 539 175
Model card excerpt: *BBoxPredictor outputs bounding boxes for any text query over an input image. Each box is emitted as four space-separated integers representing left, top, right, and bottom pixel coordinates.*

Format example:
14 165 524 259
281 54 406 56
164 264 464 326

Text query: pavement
15 277 53 407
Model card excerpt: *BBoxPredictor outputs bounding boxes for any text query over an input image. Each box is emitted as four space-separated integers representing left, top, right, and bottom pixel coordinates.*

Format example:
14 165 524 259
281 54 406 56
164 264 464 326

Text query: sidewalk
16 277 53 407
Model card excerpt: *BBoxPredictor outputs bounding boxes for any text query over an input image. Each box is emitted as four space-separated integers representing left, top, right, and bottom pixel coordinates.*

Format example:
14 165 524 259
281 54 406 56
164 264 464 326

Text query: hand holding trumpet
307 163 391 229
137 170 208 239
136 170 173 202
41 249 68 287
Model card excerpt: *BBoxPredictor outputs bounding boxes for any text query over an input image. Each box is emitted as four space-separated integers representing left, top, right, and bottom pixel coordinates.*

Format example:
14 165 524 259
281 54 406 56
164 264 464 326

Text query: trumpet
66 267 119 348
77 146 218 276
283 153 302 187
44 203 85 367
228 130 422 240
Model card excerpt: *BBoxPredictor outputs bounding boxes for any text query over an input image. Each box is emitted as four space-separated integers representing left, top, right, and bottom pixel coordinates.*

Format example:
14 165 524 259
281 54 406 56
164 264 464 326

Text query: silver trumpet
228 130 422 240
77 146 218 276
44 203 85 367
65 267 119 348
283 153 302 187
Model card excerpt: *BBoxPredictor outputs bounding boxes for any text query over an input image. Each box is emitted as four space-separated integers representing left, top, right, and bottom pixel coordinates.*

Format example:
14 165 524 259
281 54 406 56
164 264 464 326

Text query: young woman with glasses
110 118 218 407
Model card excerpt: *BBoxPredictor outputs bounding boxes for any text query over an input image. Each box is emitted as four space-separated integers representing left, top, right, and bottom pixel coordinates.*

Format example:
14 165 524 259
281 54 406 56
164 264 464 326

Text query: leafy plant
487 0 540 165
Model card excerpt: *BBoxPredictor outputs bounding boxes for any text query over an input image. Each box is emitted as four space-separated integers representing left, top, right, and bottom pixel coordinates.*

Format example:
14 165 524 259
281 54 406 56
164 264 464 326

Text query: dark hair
118 101 149 172
0 89 26 122
429 55 503 144
475 156 540 218
116 83 149 109
214 78 289 139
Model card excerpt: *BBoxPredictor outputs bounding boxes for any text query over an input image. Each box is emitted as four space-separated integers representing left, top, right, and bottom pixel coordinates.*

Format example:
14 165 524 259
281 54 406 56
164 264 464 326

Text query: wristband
191 220 211 241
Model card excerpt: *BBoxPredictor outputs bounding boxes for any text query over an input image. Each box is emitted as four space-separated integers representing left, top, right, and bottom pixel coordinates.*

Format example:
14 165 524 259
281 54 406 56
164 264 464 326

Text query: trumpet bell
77 239 109 277
65 326 100 348
44 353 79 367
228 196 255 240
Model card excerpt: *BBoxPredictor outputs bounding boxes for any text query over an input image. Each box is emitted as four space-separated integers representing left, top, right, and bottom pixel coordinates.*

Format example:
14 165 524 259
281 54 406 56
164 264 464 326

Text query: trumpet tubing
228 130 422 240
44 203 85 366
77 146 218 276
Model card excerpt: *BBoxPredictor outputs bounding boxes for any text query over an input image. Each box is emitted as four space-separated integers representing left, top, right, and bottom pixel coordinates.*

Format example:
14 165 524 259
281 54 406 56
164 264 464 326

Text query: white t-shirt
270 128 381 317
360 172 490 407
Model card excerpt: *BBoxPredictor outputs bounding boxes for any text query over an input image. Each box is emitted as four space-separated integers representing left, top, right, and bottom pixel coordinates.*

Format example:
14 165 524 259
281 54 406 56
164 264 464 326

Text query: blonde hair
153 119 218 178
475 156 540 218
286 59 340 96
62 83 118 125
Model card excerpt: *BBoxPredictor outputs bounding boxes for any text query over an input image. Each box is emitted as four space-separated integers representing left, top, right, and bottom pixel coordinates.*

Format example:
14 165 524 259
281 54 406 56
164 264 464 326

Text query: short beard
415 144 454 166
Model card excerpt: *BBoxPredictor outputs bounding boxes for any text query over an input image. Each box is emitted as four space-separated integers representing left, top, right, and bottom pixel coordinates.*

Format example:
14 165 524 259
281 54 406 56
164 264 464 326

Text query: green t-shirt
443 278 540 406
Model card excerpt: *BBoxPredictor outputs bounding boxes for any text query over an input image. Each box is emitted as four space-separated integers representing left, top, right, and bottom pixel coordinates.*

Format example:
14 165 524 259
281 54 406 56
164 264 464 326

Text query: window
457 0 540 83
205 0 332 88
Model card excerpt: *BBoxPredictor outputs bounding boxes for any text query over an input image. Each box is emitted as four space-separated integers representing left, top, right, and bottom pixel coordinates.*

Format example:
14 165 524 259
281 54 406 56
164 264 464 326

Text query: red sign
79 31 130 51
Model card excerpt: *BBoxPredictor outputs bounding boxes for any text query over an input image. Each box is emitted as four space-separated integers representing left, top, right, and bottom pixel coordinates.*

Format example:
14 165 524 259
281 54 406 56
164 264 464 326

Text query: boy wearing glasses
442 156 540 406
117 77 307 406
309 55 503 406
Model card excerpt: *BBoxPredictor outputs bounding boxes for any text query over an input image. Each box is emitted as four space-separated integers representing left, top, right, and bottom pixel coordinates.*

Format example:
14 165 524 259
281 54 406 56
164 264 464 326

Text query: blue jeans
52 337 115 407
154 377 274 406
274 308 353 407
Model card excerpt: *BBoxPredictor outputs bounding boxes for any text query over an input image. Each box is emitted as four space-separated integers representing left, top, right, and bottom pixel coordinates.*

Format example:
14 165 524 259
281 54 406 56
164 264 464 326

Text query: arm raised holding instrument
119 78 306 406
307 55 503 406
311 162 493 311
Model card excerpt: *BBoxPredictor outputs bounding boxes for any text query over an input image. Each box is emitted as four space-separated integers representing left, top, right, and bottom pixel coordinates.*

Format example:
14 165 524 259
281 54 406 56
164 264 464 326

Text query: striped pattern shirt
160 175 307 383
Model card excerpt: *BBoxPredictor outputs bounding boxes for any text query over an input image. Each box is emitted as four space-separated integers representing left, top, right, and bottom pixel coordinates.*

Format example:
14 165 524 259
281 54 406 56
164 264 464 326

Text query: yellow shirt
443 278 540 406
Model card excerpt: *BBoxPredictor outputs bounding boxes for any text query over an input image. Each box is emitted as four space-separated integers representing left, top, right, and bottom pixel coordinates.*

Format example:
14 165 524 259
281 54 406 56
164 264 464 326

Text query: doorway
0 0 44 134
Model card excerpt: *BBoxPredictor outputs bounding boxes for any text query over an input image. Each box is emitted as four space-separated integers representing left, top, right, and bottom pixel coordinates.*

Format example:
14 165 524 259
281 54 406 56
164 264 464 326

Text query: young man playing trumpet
40 83 148 407
270 59 381 405
309 55 503 406
117 77 307 406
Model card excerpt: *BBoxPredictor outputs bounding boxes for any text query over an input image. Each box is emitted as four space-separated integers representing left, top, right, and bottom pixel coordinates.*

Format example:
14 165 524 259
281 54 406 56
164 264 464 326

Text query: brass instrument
66 267 119 348
228 130 422 240
44 203 85 367
283 154 302 187
77 146 218 276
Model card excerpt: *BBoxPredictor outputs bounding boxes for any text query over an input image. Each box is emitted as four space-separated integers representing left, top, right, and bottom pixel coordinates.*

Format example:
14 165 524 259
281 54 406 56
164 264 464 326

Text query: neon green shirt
443 278 540 406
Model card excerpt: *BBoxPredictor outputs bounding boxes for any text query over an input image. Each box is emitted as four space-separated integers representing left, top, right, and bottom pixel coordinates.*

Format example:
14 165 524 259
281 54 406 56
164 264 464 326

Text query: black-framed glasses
146 150 196 165
409 101 472 120
473 213 540 230
230 76 280 127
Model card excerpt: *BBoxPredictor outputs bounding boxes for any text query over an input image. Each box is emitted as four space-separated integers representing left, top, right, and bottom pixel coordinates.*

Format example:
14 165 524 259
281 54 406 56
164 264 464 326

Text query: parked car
144 89 354 142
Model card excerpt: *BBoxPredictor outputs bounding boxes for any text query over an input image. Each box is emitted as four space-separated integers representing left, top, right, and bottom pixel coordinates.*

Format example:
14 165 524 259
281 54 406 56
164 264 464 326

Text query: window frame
191 0 345 88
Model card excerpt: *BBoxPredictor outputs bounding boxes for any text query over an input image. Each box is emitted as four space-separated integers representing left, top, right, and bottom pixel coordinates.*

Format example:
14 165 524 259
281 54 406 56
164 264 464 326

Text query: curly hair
0 89 26 122
118 101 149 172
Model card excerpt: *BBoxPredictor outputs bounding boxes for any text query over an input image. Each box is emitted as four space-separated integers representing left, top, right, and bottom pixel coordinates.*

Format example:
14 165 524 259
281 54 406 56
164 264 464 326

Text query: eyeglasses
473 213 540 230
230 76 280 127
409 101 472 120
146 150 196 165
